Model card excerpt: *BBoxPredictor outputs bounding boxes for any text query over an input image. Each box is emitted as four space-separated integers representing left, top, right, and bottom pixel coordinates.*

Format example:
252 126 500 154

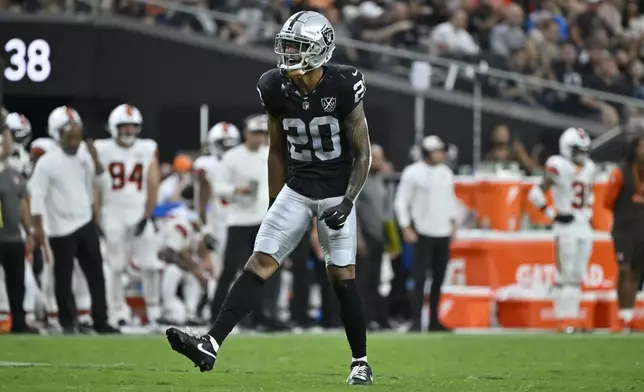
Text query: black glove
269 197 276 210
553 214 574 224
133 218 149 237
203 233 218 251
318 198 353 231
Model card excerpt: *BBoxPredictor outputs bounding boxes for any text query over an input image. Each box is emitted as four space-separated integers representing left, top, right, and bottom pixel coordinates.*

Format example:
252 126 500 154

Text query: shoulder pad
257 69 283 116
545 155 567 176
333 64 366 118
140 139 158 156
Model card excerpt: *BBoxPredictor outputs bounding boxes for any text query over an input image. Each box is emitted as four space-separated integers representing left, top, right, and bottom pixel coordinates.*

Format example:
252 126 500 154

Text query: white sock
619 309 634 323
352 356 367 364
553 286 566 320
566 286 582 319
141 269 161 323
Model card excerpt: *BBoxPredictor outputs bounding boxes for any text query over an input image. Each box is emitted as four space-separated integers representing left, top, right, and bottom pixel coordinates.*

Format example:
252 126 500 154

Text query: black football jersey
257 64 366 199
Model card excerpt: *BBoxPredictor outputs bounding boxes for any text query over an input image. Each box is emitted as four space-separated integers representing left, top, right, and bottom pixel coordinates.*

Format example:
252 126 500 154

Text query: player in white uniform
528 127 596 333
4 113 43 326
29 108 95 332
158 210 209 325
6 112 33 176
194 122 241 277
94 104 161 328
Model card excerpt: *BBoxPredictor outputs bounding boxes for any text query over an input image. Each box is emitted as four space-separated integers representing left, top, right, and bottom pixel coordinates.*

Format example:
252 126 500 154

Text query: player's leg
23 259 40 326
71 259 93 331
210 226 249 323
0 267 10 332
166 186 312 372
161 263 184 324
182 272 203 325
553 233 581 331
573 236 593 328
316 197 373 385
614 230 638 328
103 226 129 325
40 242 61 331
132 223 163 328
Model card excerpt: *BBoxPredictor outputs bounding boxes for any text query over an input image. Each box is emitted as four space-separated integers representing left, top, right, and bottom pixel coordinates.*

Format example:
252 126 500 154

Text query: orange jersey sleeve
604 167 624 210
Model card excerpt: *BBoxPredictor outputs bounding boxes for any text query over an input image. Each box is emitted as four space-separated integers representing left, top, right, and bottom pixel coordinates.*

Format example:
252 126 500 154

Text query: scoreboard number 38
3 38 51 83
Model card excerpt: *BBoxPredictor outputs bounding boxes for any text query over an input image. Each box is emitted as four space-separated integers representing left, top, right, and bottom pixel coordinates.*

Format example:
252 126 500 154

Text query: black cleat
346 361 373 385
166 327 217 372
94 324 121 334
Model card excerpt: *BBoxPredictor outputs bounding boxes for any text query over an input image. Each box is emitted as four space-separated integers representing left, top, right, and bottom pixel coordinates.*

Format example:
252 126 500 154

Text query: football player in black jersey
166 10 374 385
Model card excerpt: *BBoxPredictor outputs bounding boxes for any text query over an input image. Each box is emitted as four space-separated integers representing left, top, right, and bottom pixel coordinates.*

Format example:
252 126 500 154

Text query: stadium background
2 1 644 331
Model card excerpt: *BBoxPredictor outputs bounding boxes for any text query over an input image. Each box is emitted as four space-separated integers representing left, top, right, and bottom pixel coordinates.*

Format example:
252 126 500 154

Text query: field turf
0 332 642 391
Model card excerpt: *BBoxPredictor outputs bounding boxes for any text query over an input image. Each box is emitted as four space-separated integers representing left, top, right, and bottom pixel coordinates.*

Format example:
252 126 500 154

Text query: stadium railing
125 0 644 168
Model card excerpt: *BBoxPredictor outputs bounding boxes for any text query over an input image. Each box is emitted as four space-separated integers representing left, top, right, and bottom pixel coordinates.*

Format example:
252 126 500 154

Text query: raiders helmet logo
322 28 334 46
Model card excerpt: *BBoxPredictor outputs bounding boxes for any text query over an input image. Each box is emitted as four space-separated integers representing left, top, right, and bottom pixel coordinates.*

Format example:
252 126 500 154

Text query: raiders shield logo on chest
321 97 336 113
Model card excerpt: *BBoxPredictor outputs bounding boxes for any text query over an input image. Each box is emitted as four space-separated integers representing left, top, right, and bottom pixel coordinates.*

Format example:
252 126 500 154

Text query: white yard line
0 361 134 369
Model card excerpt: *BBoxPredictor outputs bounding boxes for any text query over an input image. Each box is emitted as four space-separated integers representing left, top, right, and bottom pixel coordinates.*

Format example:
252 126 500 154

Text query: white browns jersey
545 155 596 225
94 138 157 222
9 144 31 176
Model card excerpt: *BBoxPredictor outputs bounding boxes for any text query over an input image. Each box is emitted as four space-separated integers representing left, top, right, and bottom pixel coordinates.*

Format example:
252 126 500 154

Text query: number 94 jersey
94 138 158 224
257 64 366 199
545 155 597 228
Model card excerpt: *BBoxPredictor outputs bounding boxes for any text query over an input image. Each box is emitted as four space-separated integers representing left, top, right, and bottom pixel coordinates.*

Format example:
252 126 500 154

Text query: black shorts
612 230 644 268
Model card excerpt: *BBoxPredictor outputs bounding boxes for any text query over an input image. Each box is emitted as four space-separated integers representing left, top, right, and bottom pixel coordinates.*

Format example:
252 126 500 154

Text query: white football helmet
108 104 143 146
559 127 591 164
48 106 82 142
207 122 240 156
5 112 32 147
275 11 336 76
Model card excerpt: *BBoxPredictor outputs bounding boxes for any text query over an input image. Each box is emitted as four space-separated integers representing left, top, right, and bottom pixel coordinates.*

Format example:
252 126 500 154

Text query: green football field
0 332 642 391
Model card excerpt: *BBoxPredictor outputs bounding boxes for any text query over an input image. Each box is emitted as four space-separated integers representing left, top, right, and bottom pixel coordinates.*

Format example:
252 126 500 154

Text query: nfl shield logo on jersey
321 97 336 113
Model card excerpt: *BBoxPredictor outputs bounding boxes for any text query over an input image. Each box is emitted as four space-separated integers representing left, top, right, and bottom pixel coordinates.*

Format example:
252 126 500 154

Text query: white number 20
353 77 366 104
283 116 342 162
4 38 51 83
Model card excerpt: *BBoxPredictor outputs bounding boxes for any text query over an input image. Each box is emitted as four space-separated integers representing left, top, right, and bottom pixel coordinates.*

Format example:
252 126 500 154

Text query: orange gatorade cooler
474 178 523 231
439 286 493 329
496 288 596 329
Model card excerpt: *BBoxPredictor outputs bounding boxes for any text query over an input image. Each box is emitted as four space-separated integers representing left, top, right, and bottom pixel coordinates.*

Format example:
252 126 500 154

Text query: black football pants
410 235 450 328
0 241 27 331
48 221 108 328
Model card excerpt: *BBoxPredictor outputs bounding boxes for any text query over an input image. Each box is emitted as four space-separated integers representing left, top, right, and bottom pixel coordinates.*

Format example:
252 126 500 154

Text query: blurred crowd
2 0 644 123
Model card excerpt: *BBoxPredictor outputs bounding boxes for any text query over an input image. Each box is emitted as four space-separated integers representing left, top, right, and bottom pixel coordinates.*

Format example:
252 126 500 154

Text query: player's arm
28 157 50 245
196 169 211 225
604 167 624 210
343 101 372 203
145 148 161 219
527 163 559 220
267 113 286 204
19 186 32 236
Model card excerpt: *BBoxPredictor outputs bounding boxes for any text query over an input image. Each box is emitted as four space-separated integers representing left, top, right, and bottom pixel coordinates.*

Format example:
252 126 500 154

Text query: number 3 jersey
545 155 597 227
257 64 366 199
94 138 158 225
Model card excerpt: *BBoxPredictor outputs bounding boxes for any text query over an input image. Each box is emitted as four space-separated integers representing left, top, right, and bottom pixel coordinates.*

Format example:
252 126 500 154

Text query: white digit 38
283 116 341 161
3 38 51 82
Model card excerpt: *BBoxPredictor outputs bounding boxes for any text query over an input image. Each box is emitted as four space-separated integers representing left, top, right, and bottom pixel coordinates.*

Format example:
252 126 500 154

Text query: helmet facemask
117 123 140 146
275 32 334 78
210 137 238 156
571 145 588 165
